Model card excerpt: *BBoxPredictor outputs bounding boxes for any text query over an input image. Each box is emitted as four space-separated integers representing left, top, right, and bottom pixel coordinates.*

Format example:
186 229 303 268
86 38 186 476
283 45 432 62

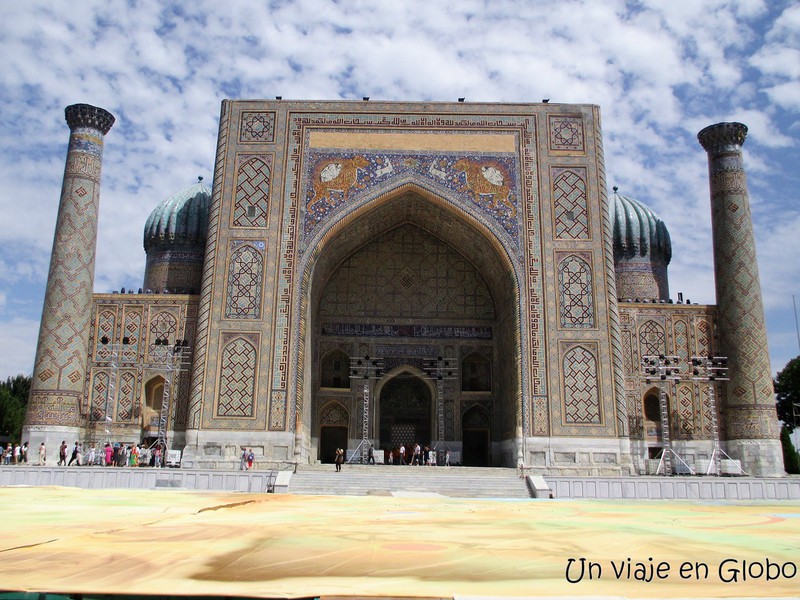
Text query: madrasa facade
22 100 784 477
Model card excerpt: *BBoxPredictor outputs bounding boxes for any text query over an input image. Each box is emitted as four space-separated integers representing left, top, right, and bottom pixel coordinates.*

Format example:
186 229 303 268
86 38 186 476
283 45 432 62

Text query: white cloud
0 0 797 378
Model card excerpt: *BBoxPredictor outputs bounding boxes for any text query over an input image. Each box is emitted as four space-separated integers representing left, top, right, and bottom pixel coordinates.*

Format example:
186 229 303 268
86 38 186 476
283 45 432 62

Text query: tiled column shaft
24 104 115 433
697 122 781 475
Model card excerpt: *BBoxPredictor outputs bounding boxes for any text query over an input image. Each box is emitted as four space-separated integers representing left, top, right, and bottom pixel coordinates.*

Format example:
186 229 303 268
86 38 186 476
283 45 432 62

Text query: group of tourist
2 442 29 465
2 441 165 468
385 443 449 466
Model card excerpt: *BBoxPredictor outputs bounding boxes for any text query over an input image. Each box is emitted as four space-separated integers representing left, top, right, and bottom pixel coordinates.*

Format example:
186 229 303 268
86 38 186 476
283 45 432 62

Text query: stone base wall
726 439 785 477
180 430 296 470
546 475 800 500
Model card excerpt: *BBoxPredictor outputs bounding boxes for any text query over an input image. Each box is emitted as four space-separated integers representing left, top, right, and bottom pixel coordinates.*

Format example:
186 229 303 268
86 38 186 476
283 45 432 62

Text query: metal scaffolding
347 355 384 463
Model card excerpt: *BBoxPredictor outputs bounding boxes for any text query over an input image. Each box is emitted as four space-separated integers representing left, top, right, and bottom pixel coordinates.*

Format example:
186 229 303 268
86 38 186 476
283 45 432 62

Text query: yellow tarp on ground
0 486 798 598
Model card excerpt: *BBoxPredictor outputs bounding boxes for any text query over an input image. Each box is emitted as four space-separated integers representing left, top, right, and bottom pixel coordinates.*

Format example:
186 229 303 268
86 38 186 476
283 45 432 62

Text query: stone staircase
287 464 533 498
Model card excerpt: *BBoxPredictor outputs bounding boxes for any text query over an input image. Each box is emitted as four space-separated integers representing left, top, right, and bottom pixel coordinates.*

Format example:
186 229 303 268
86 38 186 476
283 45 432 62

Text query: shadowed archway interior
305 190 520 465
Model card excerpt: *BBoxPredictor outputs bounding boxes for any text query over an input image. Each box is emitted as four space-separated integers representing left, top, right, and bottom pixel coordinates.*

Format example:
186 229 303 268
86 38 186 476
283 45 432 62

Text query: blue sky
1 0 798 382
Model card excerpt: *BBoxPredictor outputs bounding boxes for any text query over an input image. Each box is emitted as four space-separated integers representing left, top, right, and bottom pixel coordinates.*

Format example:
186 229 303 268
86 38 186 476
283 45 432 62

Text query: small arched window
321 349 351 389
461 352 492 392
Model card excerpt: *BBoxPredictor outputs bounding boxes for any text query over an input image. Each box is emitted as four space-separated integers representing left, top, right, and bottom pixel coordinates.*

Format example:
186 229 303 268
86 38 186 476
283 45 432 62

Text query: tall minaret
23 104 115 459
697 122 782 477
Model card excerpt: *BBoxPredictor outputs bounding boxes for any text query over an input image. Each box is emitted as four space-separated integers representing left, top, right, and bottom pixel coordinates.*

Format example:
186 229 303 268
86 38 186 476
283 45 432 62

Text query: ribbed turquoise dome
611 189 672 264
143 179 211 252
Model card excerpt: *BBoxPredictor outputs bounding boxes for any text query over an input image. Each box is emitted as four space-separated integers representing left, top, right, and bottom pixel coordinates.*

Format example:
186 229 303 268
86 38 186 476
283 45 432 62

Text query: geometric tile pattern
563 345 600 424
552 168 589 239
673 319 689 372
318 224 495 321
320 401 349 427
148 312 178 356
122 308 142 362
549 115 585 152
558 254 594 328
638 320 666 357
225 241 265 319
676 383 694 438
116 371 136 422
216 337 257 418
269 389 287 430
94 309 116 361
233 156 270 228
90 370 110 422
239 111 275 143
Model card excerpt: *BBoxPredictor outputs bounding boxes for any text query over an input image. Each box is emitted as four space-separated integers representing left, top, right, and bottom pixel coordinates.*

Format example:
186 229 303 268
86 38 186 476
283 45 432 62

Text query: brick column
23 104 115 459
697 122 782 476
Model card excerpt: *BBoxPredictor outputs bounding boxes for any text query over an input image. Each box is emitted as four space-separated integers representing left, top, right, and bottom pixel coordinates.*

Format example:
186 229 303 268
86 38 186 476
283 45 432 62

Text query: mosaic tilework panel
90 370 110 421
548 115 585 152
672 319 689 373
122 307 142 362
532 396 549 436
302 152 520 241
239 111 276 143
117 371 136 422
147 311 178 356
318 224 495 321
94 308 116 361
216 336 258 418
233 155 271 228
320 401 349 426
552 168 589 239
638 320 666 357
676 383 694 437
558 254 595 328
563 345 601 424
225 241 265 319
695 319 711 355
270 389 287 430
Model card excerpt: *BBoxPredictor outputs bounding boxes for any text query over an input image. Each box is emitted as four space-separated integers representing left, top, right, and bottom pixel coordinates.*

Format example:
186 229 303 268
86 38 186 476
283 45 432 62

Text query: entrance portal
319 426 348 464
379 373 431 461
462 405 491 466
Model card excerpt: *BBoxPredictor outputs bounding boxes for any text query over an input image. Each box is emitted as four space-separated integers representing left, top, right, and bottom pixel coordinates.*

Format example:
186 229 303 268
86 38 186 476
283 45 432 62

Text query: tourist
2 444 11 465
20 442 28 464
246 449 255 470
239 448 247 470
86 445 96 466
386 449 392 465
445 449 450 467
367 444 375 464
13 443 21 464
104 443 113 466
412 443 421 465
58 441 67 466
67 441 81 466
334 447 344 472
38 442 46 466
399 444 406 465
154 445 162 468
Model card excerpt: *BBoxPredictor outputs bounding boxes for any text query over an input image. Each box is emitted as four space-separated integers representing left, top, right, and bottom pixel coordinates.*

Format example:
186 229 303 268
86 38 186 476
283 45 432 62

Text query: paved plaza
0 486 798 598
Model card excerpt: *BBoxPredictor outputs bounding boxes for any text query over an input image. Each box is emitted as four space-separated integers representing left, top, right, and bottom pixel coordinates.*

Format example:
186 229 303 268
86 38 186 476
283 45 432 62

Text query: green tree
0 375 30 443
780 425 800 474
775 356 800 433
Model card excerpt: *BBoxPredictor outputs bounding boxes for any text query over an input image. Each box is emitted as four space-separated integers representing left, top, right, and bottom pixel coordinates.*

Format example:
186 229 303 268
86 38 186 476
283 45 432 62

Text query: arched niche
298 188 522 465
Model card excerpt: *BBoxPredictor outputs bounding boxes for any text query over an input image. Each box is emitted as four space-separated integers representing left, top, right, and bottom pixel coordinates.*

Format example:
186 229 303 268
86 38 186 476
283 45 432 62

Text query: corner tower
23 104 115 452
697 122 782 476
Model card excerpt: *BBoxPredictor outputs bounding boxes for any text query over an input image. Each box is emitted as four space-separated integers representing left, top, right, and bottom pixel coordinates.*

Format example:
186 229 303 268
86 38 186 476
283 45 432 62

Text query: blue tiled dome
143 179 211 252
611 189 671 264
